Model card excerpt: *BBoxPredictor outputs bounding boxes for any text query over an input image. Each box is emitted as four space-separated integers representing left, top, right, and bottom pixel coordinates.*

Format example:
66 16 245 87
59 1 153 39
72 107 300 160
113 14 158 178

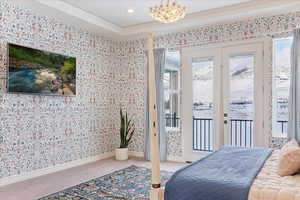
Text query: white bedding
249 150 300 200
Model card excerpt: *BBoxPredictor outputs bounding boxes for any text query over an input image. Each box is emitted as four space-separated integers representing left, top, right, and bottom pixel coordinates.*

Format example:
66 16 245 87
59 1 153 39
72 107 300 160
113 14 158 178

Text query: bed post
147 33 164 200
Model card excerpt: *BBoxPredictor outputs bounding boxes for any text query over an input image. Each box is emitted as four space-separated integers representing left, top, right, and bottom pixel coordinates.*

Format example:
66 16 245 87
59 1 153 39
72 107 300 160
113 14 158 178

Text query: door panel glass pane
192 57 213 151
229 55 254 147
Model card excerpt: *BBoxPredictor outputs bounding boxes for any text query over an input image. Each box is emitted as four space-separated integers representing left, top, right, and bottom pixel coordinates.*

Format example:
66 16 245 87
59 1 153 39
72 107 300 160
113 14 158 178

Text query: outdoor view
192 57 214 118
8 44 76 95
192 38 293 147
228 55 254 147
273 37 293 136
192 57 214 150
192 54 255 148
229 55 254 120
192 56 254 120
164 51 180 128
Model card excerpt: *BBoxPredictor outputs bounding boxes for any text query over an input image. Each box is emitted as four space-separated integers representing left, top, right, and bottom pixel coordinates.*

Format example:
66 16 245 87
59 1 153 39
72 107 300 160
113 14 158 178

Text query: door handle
224 120 228 124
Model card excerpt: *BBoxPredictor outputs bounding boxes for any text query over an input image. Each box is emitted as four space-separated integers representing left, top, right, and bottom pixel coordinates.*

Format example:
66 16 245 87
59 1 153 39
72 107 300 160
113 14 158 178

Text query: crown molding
122 0 300 36
35 0 122 34
35 0 300 38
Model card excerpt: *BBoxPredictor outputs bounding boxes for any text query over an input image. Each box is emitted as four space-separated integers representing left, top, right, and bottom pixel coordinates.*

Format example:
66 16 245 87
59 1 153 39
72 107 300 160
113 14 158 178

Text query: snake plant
119 108 135 148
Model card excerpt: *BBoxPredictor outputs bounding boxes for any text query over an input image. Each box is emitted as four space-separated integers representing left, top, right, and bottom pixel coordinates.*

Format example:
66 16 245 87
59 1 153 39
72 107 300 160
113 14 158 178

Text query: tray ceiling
6 0 300 37
62 0 253 27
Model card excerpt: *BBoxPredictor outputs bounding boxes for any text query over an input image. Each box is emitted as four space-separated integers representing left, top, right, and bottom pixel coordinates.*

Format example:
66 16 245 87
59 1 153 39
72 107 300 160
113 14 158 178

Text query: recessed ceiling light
128 8 135 14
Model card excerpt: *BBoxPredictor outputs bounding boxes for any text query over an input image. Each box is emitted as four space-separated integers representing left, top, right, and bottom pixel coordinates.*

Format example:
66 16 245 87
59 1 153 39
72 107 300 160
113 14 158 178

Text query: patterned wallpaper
0 0 299 179
116 40 147 153
120 12 300 158
0 1 121 178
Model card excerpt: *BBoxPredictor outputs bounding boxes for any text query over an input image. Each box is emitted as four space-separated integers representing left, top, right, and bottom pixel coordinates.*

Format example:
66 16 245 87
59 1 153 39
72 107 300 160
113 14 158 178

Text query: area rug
39 165 173 200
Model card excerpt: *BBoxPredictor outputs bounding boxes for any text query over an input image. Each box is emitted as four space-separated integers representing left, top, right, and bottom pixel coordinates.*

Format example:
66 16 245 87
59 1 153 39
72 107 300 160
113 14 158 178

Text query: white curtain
144 48 167 161
288 29 300 144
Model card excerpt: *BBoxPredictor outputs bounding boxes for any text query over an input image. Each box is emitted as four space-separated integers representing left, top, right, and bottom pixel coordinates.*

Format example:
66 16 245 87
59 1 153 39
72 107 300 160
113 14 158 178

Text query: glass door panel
223 43 264 148
229 55 254 147
192 58 214 151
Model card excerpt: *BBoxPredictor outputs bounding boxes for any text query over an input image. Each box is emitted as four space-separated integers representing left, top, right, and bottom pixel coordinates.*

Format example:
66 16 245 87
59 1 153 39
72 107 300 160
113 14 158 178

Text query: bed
164 146 271 200
249 150 300 200
163 147 300 200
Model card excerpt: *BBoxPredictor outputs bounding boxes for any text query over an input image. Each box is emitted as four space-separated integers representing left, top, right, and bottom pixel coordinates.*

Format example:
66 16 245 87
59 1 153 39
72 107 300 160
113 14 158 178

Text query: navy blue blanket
165 146 272 200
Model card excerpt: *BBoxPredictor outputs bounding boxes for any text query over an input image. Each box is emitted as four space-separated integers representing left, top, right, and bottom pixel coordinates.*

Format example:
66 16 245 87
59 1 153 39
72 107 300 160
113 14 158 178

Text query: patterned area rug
39 165 173 200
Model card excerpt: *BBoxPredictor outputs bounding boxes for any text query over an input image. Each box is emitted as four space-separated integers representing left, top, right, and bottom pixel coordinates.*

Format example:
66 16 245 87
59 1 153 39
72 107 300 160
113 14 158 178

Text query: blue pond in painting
8 43 76 95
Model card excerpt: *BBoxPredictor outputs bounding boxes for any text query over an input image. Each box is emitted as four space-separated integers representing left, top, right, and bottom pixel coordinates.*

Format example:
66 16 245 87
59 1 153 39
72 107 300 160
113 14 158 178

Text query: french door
182 48 222 161
182 42 265 161
222 44 264 148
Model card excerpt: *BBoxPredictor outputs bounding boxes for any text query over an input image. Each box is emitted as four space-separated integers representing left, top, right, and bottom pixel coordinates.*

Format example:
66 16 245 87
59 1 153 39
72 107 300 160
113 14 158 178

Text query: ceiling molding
35 0 122 34
35 0 300 37
122 0 300 35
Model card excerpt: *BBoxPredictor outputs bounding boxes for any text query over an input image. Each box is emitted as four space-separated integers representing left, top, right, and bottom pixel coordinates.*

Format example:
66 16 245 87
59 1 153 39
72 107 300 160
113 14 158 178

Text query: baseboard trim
129 151 184 163
129 151 144 158
0 151 114 187
167 155 184 162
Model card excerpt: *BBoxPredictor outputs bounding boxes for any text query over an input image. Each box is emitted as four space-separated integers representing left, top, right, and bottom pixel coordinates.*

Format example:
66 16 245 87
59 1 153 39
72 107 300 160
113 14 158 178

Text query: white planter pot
115 148 128 161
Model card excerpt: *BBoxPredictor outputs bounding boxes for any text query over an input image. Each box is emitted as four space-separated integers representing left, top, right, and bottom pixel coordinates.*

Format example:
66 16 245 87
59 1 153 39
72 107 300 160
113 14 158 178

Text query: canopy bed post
147 33 164 200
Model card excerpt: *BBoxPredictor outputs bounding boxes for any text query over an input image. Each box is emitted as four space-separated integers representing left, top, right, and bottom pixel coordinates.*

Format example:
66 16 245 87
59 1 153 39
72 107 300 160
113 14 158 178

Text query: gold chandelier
150 0 186 23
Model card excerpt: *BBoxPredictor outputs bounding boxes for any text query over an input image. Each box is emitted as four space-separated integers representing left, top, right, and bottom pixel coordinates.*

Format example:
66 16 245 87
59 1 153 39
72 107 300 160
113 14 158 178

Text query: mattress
249 150 300 200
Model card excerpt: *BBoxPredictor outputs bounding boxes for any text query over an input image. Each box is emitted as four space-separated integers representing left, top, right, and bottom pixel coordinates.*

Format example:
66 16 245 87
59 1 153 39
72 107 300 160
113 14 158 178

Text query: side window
164 50 181 128
272 37 293 137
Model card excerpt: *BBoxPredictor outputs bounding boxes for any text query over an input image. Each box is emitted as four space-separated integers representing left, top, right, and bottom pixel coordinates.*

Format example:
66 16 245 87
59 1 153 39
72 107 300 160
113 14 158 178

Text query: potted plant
115 108 135 160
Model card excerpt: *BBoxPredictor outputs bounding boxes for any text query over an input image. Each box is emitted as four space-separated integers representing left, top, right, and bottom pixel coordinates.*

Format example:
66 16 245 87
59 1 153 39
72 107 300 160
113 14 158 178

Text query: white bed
249 150 300 200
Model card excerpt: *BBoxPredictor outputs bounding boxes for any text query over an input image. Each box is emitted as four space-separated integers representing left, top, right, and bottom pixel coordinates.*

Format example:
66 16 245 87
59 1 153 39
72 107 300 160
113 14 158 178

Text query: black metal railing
277 120 288 135
165 113 180 128
230 119 253 148
192 118 288 151
193 118 213 151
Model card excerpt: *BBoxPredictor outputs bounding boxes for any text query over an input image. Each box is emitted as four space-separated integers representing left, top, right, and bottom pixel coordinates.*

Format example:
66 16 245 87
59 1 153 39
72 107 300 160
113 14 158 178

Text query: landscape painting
8 43 76 95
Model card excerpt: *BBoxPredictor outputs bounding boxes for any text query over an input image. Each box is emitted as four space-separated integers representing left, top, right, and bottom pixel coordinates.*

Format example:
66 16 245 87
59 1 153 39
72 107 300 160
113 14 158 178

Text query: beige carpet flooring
0 157 187 200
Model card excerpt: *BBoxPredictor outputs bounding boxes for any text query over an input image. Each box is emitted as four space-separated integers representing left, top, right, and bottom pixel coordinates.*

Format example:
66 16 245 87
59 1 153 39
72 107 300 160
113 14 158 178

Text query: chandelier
150 0 186 23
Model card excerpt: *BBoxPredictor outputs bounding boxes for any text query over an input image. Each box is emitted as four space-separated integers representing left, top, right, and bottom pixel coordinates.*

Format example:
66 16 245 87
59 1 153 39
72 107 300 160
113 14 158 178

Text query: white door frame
181 38 270 161
181 47 222 161
222 43 264 147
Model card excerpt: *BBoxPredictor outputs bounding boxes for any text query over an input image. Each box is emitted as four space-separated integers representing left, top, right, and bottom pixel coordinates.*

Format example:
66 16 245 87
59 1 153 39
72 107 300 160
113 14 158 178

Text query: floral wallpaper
120 11 300 158
0 0 299 180
0 1 120 178
116 40 147 153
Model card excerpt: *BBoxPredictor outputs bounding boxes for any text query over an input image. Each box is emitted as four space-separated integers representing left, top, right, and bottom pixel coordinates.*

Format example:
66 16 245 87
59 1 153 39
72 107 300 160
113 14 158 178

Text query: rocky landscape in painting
8 44 76 95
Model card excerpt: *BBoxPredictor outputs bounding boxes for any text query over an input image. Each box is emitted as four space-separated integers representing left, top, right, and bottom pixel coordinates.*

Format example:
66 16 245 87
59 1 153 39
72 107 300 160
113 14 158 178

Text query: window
272 37 293 137
164 50 180 128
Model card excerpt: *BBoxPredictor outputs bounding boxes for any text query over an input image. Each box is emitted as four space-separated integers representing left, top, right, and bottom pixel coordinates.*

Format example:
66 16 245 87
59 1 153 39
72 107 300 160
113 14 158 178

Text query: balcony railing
230 119 253 148
164 115 288 150
193 118 213 152
192 117 288 152
165 113 180 128
277 120 288 135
